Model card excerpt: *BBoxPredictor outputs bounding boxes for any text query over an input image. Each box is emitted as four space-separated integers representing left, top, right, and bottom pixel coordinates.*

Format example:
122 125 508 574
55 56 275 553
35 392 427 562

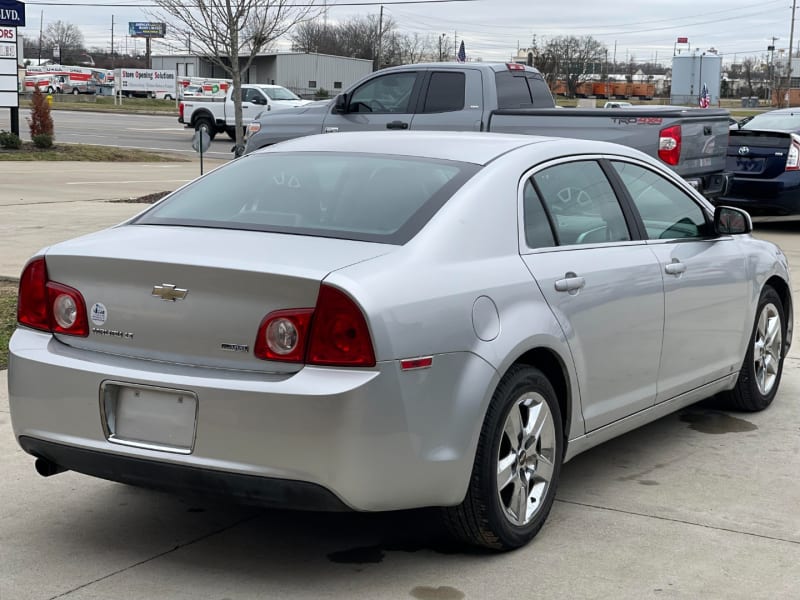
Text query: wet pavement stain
638 480 660 486
410 586 466 600
327 546 385 564
679 411 758 434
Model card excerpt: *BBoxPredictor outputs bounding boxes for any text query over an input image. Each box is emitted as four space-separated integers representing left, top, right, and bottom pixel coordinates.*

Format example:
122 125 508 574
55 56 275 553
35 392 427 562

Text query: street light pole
698 52 705 106
788 0 797 106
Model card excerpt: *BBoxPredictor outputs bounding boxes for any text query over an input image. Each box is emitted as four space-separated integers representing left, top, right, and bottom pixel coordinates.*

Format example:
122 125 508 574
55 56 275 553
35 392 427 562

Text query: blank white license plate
101 382 197 453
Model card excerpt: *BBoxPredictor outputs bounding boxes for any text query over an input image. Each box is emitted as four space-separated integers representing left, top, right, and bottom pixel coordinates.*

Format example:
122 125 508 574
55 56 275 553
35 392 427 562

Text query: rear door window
423 72 466 113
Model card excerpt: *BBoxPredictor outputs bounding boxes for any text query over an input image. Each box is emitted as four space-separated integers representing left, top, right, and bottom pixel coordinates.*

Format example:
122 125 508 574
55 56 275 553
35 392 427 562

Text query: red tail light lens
658 125 681 166
254 285 376 367
254 308 313 362
179 102 185 120
17 257 49 331
308 285 375 367
17 256 89 337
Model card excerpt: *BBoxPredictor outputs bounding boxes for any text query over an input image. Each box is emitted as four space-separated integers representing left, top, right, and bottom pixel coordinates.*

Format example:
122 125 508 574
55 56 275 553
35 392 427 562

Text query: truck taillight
507 63 526 71
179 102 185 120
658 125 682 166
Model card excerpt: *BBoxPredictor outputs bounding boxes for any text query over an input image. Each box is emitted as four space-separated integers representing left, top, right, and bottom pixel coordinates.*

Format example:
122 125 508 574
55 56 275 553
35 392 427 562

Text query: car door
609 159 750 402
239 88 267 125
322 71 423 133
410 69 484 131
520 159 665 432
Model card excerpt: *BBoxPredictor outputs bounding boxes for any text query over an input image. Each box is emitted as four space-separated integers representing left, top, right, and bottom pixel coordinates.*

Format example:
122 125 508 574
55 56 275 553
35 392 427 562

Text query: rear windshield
742 112 800 132
133 152 480 244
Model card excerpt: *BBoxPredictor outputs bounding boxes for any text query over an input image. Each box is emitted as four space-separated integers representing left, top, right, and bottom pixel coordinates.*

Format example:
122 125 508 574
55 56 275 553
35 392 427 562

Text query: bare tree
44 21 85 63
152 0 321 149
534 35 606 97
742 57 756 96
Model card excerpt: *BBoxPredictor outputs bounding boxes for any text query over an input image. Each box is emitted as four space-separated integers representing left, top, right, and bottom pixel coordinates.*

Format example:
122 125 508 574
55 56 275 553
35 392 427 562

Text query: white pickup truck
178 84 313 140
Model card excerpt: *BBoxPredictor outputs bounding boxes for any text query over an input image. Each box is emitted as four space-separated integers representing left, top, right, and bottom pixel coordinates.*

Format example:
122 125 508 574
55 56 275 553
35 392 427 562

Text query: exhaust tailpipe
35 457 68 477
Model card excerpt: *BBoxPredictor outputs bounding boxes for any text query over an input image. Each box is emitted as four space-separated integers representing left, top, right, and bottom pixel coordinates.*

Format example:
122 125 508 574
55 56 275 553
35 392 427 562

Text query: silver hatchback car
9 132 792 550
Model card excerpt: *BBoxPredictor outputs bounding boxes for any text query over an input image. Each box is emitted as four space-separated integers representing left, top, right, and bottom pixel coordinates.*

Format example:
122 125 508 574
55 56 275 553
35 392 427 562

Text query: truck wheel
195 118 217 141
225 127 237 140
72 88 80 95
47 86 54 94
442 364 563 550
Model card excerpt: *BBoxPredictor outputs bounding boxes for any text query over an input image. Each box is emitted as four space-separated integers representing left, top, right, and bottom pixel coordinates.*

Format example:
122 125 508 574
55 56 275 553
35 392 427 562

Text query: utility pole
788 0 797 106
110 15 115 68
38 10 43 63
375 4 383 70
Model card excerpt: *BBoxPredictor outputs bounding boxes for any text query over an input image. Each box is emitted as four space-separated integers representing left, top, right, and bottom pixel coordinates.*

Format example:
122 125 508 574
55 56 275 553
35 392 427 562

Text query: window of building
309 80 317 88
334 81 342 89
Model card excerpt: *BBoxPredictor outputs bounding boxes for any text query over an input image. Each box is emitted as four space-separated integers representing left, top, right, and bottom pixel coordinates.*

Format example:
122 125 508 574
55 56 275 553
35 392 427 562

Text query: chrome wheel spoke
535 455 555 484
497 453 516 492
765 315 780 348
503 408 523 452
514 474 529 522
753 304 782 396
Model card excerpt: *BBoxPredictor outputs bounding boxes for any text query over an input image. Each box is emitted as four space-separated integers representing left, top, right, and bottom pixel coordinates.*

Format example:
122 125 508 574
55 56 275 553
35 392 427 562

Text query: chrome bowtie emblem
152 283 188 302
738 146 750 156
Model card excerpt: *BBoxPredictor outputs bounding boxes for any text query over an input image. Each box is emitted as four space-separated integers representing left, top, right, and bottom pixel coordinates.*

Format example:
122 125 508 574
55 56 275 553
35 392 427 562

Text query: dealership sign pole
0 0 25 136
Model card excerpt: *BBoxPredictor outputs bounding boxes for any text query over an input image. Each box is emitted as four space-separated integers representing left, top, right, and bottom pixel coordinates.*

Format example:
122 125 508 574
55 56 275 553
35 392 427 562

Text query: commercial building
151 51 373 97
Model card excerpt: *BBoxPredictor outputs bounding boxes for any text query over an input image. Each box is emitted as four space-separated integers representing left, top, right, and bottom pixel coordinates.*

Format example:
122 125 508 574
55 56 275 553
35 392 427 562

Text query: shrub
32 133 54 149
315 88 330 99
28 87 54 138
0 130 22 149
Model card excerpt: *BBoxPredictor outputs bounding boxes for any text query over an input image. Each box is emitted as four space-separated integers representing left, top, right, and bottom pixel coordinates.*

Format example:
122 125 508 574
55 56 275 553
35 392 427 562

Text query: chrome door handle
665 260 686 276
554 273 586 294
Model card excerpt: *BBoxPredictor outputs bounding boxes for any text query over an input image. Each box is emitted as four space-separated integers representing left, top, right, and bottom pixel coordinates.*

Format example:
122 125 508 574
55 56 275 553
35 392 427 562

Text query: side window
612 161 708 239
349 73 417 114
522 179 556 249
423 72 466 113
533 161 631 246
242 88 262 104
495 71 532 108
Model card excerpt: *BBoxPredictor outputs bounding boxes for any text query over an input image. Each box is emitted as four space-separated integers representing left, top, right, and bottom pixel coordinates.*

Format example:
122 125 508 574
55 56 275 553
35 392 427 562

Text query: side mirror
333 93 348 113
253 95 267 106
714 205 752 235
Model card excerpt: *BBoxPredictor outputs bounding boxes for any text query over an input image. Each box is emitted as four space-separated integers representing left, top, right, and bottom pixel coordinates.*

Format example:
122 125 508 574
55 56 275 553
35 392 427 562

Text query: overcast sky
15 0 791 65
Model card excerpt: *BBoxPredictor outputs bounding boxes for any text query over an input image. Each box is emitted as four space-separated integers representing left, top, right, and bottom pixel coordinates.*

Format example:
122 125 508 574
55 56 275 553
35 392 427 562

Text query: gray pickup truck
243 63 732 198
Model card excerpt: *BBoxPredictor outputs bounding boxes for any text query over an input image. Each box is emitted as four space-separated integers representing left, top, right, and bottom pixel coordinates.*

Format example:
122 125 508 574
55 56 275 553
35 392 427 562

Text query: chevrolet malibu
9 132 792 551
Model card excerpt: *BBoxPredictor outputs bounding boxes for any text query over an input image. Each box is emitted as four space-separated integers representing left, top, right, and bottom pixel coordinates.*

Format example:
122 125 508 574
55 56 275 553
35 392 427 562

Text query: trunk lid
727 129 793 178
43 225 392 372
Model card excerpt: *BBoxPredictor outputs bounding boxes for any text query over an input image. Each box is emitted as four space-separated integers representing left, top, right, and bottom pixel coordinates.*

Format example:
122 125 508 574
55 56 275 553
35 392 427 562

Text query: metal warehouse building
151 52 373 97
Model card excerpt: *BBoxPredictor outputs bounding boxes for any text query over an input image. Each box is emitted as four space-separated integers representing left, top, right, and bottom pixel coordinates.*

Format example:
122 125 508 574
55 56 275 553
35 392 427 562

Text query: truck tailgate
487 107 729 178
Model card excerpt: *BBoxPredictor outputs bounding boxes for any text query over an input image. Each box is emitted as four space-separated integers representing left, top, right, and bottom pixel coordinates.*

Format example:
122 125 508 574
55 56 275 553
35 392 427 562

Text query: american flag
699 82 710 108
456 40 466 63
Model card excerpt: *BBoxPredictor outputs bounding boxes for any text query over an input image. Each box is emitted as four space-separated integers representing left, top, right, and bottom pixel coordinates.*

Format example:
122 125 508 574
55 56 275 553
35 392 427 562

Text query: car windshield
133 152 480 244
261 87 301 101
742 112 800 132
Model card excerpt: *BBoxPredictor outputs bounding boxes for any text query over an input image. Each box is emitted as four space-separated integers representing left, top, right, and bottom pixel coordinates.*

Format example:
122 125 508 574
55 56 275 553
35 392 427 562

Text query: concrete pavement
0 159 227 279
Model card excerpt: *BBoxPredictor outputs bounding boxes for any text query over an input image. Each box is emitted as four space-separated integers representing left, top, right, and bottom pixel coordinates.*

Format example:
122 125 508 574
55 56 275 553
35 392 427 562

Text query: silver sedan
8 131 793 551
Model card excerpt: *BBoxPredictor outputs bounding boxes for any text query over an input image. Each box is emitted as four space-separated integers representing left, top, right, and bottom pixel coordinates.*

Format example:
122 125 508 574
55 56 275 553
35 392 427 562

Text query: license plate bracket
100 381 198 454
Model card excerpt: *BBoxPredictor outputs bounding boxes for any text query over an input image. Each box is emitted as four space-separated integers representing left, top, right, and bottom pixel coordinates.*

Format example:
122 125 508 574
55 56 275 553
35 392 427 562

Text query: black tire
225 127 237 140
47 86 54 94
443 364 564 550
195 118 217 141
722 286 786 411
72 88 79 95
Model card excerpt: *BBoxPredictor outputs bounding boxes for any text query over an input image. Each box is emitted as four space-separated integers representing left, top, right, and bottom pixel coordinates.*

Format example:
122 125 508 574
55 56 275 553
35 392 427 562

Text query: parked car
719 108 800 216
61 78 98 95
241 62 732 200
9 132 791 551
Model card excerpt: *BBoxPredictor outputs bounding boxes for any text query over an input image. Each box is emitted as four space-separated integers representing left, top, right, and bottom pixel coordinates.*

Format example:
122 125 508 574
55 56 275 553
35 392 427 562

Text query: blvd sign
0 0 25 27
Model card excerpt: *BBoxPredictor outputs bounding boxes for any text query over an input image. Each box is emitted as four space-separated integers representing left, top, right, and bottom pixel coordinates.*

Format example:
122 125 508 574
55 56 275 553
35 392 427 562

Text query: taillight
247 121 261 136
787 138 800 171
307 285 375 367
658 124 682 166
17 256 89 337
254 284 376 367
179 102 184 120
507 62 526 71
254 308 313 362
17 257 49 331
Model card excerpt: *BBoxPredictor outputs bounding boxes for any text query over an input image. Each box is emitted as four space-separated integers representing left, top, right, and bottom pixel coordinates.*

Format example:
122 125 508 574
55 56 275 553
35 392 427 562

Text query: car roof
256 131 646 166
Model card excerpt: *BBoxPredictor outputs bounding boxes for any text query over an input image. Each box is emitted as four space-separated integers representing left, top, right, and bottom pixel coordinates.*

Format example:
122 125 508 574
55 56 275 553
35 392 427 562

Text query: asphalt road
0 107 235 159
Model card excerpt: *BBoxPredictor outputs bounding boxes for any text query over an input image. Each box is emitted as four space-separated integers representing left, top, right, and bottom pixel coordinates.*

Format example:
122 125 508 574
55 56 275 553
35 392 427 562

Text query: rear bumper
684 171 732 199
9 328 495 512
717 175 800 216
